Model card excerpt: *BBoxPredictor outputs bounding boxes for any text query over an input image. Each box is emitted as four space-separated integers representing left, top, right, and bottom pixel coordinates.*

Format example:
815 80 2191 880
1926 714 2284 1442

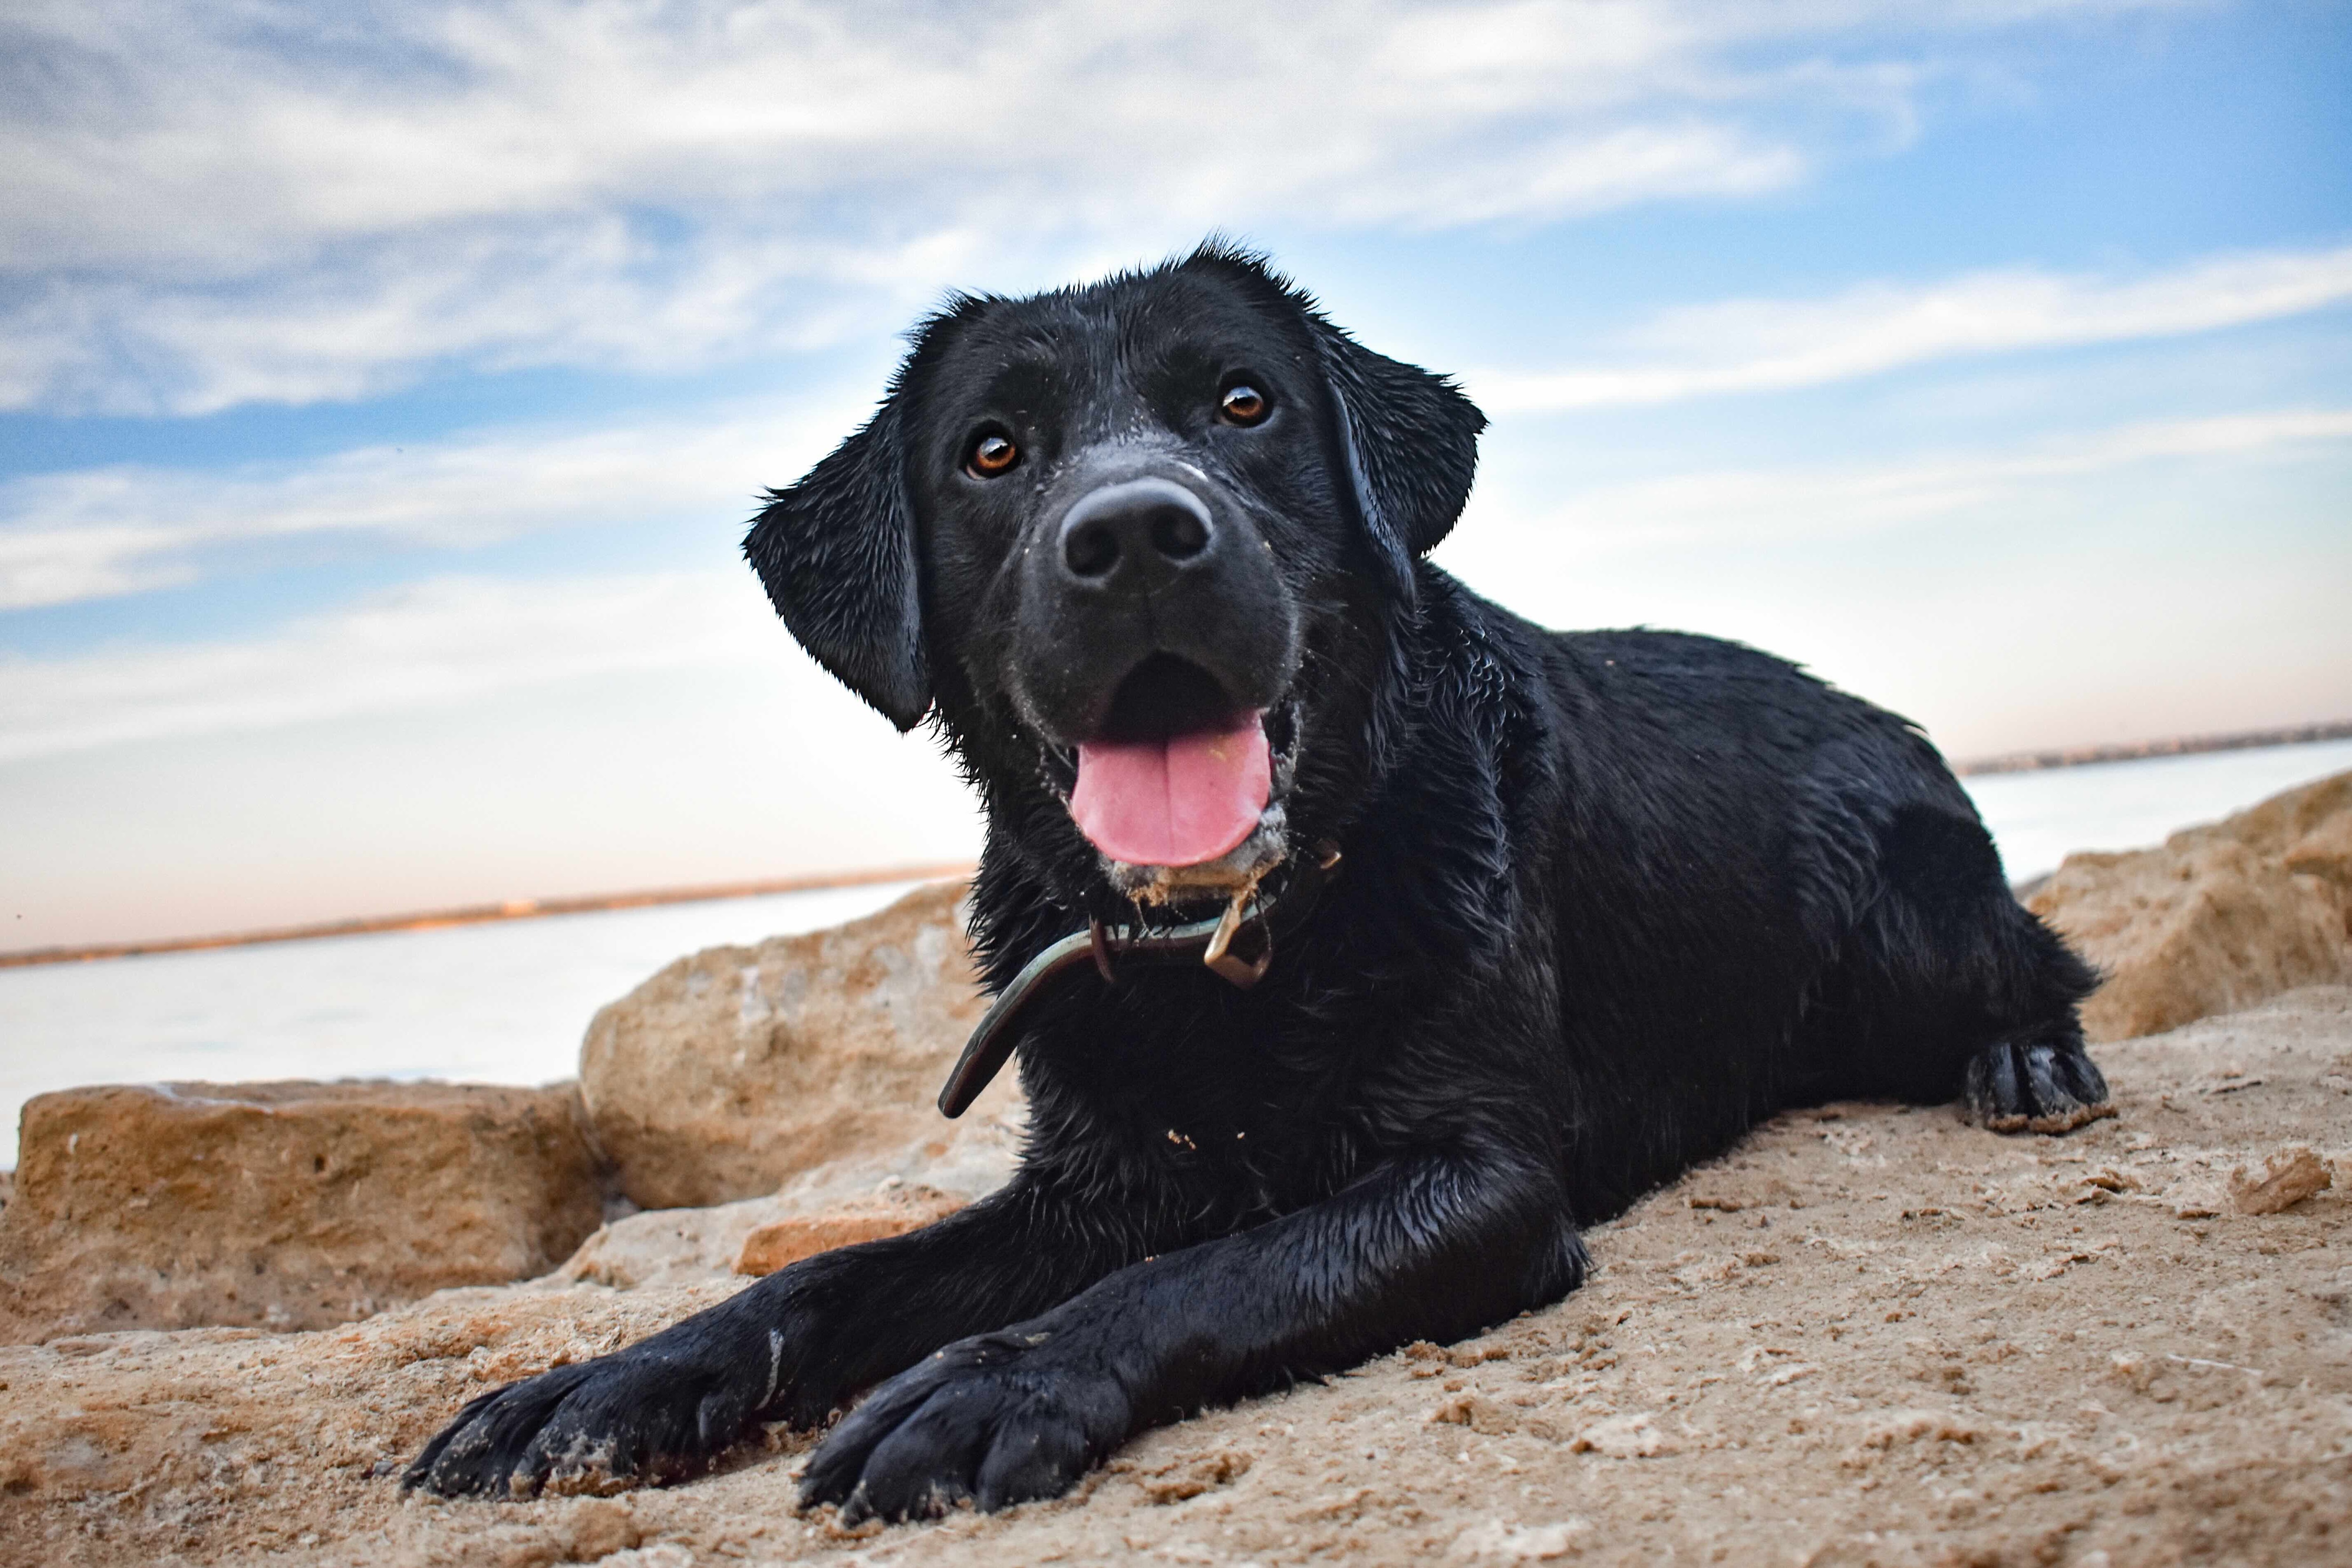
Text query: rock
732 1183 966 1275
556 1193 796 1293
0 1080 604 1344
1133 1449 1254 1503
555 1103 1025 1291
1568 1411 1673 1457
2226 1144 2333 1215
1453 1520 1591 1561
3 988 2350 1565
2027 770 2352 1040
578 879 1021 1210
1430 1393 1520 1435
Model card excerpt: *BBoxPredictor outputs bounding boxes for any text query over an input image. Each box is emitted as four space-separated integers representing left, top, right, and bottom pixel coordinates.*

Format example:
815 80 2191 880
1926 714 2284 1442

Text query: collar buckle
936 841 1342 1117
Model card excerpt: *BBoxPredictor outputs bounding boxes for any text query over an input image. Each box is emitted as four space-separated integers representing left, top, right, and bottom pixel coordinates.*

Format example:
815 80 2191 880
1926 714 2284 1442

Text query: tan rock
1568 1411 1672 1457
556 1104 1025 1291
732 1183 966 1275
2028 770 2352 1040
1429 1392 1520 1435
1 989 2349 1566
0 1080 604 1343
1133 1448 1254 1503
2226 1144 2333 1215
578 879 1021 1210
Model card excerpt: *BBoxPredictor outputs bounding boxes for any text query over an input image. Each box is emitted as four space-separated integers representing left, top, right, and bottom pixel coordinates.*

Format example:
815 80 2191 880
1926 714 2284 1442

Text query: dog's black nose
1057 478 1218 596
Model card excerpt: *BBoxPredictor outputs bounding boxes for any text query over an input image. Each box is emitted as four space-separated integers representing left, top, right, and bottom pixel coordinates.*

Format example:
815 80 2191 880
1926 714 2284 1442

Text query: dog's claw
1963 1040 2114 1134
403 1351 753 1498
800 1331 1128 1521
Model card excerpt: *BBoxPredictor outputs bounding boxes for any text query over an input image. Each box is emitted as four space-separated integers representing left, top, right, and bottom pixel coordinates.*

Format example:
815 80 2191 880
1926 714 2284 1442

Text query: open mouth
1040 653 1299 885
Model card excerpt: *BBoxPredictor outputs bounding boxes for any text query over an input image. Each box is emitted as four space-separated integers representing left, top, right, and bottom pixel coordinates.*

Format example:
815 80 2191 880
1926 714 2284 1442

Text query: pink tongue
1070 713 1271 867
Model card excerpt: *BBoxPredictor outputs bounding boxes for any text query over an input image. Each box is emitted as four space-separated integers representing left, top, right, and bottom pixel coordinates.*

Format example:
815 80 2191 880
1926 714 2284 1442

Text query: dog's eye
1218 384 1270 427
967 432 1019 477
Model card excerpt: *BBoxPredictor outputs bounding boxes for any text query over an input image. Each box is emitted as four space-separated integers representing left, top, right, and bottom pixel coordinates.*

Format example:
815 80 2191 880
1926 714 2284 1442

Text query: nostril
1054 479 1217 588
1065 519 1120 578
1151 509 1209 561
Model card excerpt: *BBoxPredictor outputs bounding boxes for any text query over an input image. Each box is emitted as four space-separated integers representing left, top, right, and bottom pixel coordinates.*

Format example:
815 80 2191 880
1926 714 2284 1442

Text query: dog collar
936 841 1343 1118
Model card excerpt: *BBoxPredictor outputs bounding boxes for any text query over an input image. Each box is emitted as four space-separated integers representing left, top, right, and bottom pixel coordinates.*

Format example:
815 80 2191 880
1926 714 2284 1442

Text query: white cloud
0 388 863 610
0 570 781 760
1453 406 2352 548
1470 245 2352 412
0 0 2186 414
8 379 2341 621
9 400 2340 764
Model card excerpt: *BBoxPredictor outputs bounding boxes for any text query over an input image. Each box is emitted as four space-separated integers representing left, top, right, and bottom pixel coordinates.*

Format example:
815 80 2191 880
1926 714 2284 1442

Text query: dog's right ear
1310 321 1486 604
743 397 931 731
1177 241 1485 603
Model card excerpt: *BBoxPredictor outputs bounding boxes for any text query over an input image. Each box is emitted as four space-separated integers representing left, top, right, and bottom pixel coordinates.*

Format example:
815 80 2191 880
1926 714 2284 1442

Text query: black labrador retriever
407 244 2109 1518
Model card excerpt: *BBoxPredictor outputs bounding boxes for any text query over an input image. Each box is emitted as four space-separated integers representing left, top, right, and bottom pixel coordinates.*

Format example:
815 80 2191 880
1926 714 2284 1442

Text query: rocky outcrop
578 879 1021 1210
732 1184 966 1275
0 880 1018 1344
2029 770 2352 1040
555 1100 1025 1291
2 989 2347 1568
0 1081 604 1344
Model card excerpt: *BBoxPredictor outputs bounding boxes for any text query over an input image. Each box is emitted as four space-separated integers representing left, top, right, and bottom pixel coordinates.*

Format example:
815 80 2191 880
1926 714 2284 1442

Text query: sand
5 987 2347 1568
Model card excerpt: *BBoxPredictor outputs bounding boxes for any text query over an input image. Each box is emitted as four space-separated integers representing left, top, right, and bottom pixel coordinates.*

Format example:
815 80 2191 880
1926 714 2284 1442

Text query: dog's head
746 244 1485 904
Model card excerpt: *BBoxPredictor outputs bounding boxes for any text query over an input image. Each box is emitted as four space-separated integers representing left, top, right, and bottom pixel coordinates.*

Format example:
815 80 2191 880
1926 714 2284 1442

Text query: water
0 880 926 1168
4 740 2348 1168
1958 737 2352 886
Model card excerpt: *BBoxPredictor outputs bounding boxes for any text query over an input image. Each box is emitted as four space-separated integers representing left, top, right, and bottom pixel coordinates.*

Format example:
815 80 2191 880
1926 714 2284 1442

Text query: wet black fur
406 245 2106 1519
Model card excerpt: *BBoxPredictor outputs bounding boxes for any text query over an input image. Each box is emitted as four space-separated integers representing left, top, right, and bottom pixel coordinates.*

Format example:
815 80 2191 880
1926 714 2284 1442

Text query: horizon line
4 718 2345 971
1948 718 2352 777
0 861 977 971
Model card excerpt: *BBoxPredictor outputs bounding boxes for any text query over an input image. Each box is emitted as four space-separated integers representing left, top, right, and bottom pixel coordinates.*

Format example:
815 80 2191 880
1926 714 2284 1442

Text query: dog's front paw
1963 1040 2114 1134
799 1330 1132 1521
403 1347 757 1498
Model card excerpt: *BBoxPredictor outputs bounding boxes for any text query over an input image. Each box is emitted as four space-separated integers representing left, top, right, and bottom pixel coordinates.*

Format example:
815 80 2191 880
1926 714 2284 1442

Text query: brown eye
967 431 1018 477
1219 383 1270 426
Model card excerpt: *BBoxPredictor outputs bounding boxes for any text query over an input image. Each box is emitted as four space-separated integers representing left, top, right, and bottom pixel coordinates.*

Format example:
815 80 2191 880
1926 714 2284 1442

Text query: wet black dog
406 245 2109 1518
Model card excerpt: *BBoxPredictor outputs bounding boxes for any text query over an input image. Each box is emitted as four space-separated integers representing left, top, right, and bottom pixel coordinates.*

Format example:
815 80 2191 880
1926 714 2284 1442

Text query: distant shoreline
0 861 975 971
6 720 2347 970
1948 719 2352 777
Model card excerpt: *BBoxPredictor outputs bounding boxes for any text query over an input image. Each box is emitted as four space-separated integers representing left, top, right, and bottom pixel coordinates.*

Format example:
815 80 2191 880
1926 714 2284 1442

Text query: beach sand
5 987 2345 1568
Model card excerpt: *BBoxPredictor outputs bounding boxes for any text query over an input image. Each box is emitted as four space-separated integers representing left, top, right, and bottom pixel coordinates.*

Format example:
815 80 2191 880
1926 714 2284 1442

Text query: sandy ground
5 988 2348 1568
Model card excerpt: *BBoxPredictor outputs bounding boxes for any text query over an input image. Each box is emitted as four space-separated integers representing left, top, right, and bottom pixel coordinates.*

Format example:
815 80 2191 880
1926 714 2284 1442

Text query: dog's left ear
743 398 931 731
1311 320 1487 600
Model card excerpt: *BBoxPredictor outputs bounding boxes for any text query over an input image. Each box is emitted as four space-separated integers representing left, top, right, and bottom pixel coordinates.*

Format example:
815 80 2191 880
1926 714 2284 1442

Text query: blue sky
2 0 2348 949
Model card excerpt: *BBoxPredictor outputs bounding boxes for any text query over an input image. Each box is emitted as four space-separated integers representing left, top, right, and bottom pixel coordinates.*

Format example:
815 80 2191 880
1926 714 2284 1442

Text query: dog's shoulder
1550 624 1821 695
1539 624 1925 763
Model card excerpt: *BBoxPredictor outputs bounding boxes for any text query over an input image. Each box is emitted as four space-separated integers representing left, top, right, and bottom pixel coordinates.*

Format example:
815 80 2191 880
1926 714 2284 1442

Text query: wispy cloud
0 570 777 760
8 382 2342 621
1471 245 2352 411
10 402 2341 764
1446 405 2352 554
0 0 2184 414
0 390 859 610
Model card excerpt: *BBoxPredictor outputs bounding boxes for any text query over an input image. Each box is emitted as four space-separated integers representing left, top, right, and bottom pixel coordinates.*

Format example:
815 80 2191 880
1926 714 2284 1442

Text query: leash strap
936 843 1341 1117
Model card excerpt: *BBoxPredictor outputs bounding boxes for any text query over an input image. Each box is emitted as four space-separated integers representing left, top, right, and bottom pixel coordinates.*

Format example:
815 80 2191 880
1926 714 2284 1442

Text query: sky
2 0 2348 951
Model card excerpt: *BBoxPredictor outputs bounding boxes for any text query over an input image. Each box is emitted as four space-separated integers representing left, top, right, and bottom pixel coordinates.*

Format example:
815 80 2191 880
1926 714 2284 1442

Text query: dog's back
1467 602 2100 1214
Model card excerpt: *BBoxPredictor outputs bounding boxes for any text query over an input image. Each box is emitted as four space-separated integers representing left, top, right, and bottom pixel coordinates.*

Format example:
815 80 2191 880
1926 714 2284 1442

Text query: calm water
4 739 2348 1168
0 881 927 1168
